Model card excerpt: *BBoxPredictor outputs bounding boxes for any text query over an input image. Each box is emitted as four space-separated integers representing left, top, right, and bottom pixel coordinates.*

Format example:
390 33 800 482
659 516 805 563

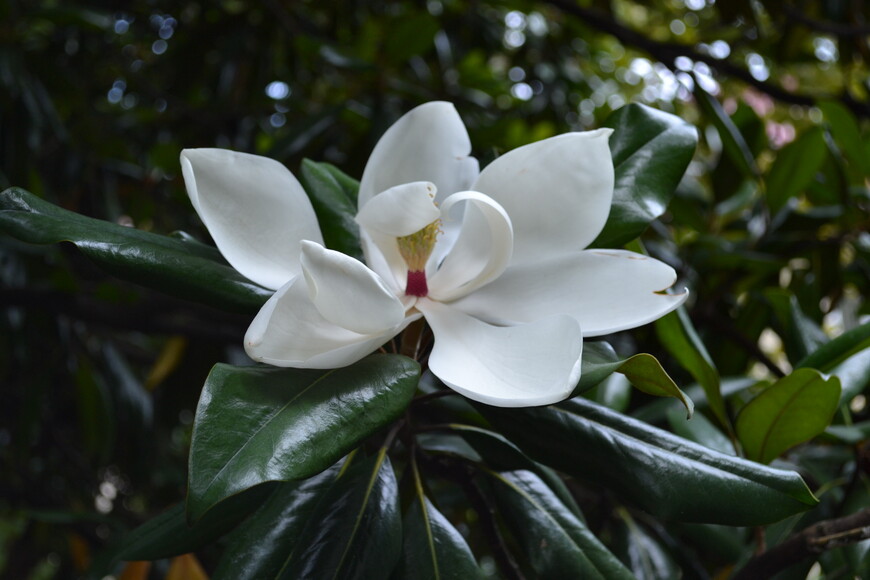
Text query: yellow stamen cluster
397 219 441 272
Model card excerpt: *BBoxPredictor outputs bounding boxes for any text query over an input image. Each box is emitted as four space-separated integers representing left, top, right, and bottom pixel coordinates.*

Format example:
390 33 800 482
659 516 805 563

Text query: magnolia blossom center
397 219 441 297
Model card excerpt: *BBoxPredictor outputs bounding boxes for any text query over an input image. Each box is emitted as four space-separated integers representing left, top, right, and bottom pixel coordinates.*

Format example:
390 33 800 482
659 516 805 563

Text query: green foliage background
1 0 869 578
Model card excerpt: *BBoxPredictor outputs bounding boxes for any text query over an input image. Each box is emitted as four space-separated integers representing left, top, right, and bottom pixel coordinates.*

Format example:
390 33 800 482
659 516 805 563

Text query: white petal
355 181 442 289
355 182 440 237
472 129 614 265
359 229 405 296
245 275 418 369
358 102 479 209
180 149 323 290
300 241 405 334
417 300 583 407
427 191 513 302
451 249 688 336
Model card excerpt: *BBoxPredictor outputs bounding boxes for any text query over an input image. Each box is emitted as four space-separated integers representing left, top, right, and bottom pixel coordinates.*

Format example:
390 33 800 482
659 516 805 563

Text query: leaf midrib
200 368 339 499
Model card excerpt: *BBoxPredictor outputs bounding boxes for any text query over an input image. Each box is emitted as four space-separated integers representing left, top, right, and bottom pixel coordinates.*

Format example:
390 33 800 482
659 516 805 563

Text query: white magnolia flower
180 102 687 407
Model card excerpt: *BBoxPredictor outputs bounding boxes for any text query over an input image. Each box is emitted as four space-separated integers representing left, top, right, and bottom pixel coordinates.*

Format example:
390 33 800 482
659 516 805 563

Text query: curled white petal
428 191 513 302
356 181 443 289
358 102 479 210
356 181 440 237
472 129 614 265
417 299 583 407
180 148 323 290
300 241 405 335
245 275 418 369
451 249 687 336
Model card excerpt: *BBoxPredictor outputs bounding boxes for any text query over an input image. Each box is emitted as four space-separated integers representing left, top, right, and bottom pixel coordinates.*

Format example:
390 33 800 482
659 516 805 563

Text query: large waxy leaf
397 496 482 580
666 406 734 456
0 187 271 312
299 159 363 260
448 424 582 518
592 104 697 248
655 308 729 431
479 398 817 525
613 508 681 580
736 369 841 464
280 450 402 579
576 341 693 416
187 355 419 521
396 461 482 580
213 465 340 579
489 469 634 579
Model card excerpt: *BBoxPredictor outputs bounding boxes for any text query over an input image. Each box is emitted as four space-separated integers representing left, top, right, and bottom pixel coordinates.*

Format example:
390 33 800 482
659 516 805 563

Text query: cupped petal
358 102 479 209
355 181 442 289
299 241 405 335
180 149 323 290
472 129 614 265
417 299 583 407
427 191 513 302
450 249 688 336
245 275 419 369
355 181 440 237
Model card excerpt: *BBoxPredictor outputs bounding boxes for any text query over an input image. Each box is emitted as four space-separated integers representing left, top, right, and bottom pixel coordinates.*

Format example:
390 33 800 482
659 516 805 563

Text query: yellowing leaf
166 554 208 580
119 561 151 580
145 336 188 391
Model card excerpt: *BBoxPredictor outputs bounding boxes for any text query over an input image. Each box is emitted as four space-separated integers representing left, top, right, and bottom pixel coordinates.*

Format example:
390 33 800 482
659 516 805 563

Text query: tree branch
733 507 870 579
544 0 870 119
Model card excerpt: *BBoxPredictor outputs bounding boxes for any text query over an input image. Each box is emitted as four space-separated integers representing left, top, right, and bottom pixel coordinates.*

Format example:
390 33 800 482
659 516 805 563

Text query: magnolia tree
1 101 867 578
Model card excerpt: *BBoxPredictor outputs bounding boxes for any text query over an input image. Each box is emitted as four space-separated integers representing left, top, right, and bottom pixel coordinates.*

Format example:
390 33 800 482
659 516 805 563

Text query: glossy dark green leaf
797 320 870 372
479 397 818 525
0 187 270 312
613 508 681 580
449 424 582 519
280 451 402 579
397 496 482 580
299 159 363 260
213 465 340 579
319 161 361 204
396 464 482 580
489 469 634 580
575 341 692 416
766 126 828 212
666 406 734 456
736 369 841 464
694 84 759 178
655 308 728 431
575 341 624 391
592 104 697 248
187 355 419 521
